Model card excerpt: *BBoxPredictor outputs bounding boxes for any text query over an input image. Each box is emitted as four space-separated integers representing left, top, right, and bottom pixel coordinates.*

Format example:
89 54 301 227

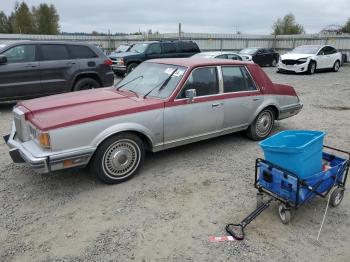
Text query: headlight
38 132 51 149
297 58 308 64
117 58 124 65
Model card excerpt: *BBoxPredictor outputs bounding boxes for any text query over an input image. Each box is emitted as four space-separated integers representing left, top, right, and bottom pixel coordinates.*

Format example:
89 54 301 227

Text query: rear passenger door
220 66 263 129
145 43 163 60
0 44 41 100
38 44 79 94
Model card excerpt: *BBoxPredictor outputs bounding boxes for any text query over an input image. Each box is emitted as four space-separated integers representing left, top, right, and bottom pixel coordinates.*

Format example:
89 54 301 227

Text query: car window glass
68 45 97 59
222 66 256 93
41 44 70 60
147 43 161 54
227 54 241 60
162 43 176 53
324 46 336 55
179 67 219 98
317 47 326 55
3 45 36 63
216 54 228 59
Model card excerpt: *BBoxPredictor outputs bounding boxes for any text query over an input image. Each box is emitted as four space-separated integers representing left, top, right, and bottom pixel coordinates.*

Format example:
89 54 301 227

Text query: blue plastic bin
259 130 326 178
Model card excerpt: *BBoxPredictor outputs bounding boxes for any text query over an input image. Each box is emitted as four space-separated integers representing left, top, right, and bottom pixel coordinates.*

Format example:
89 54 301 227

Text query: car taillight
104 59 113 66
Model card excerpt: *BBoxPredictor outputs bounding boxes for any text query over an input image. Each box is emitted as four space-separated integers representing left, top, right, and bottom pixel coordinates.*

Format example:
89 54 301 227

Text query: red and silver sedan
4 58 302 183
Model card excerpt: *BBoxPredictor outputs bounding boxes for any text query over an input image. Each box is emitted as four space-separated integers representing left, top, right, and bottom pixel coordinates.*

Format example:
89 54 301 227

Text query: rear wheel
330 187 344 207
307 61 316 74
332 60 340 72
246 108 275 141
92 133 145 184
73 78 100 91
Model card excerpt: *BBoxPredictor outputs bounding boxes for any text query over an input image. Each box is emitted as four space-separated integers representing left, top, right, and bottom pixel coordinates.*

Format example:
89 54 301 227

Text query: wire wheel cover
102 139 140 178
256 111 273 137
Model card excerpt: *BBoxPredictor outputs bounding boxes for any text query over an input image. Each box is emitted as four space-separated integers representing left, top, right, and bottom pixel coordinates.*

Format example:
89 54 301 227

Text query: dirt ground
0 66 350 262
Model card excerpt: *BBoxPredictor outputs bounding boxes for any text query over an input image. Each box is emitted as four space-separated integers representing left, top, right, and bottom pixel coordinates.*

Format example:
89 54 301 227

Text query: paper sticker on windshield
174 70 184 77
164 68 175 75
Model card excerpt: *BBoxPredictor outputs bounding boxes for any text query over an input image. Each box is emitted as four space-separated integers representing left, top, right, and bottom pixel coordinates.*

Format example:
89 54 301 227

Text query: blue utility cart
226 145 349 240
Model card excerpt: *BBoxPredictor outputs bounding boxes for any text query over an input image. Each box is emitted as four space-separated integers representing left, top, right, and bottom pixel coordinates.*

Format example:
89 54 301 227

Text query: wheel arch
91 124 156 153
72 72 102 91
250 104 279 125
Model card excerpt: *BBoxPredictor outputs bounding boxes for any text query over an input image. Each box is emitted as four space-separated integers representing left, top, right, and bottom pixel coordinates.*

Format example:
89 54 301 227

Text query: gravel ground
0 66 349 262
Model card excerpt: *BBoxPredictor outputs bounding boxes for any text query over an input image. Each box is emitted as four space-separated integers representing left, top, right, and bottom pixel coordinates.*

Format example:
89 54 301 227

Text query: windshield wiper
116 75 143 90
143 68 178 99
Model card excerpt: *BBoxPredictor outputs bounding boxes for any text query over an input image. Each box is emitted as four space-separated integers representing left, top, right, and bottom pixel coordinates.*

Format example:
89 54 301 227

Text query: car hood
280 53 313 60
19 87 164 131
110 51 142 58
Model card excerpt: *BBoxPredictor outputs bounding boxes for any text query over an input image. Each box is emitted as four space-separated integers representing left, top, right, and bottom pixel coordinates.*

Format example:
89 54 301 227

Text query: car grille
282 59 297 65
14 113 25 141
110 57 116 61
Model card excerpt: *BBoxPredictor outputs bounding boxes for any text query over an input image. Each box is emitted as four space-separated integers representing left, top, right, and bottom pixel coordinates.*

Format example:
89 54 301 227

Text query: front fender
91 122 156 148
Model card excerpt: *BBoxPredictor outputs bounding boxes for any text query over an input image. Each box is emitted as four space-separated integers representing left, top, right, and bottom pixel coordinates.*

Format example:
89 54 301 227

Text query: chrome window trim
175 65 221 101
220 65 260 94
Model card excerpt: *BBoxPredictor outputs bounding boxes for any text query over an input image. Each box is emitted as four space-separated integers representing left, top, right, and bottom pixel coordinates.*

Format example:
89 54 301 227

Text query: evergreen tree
32 3 60 34
342 18 350 33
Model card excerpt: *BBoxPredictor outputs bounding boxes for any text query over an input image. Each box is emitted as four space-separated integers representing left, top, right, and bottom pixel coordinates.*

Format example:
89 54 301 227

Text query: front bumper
277 62 308 73
112 64 127 73
4 123 94 174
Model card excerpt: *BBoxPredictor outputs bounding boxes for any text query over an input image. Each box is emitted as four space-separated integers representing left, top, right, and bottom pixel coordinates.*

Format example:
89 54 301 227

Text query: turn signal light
39 132 51 148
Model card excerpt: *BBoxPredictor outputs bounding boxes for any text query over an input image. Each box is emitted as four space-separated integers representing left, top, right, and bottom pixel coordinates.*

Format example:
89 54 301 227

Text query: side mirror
0 55 7 65
185 89 196 103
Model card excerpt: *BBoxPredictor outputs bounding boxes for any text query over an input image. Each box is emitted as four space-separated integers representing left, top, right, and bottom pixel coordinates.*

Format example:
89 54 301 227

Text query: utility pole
178 22 181 40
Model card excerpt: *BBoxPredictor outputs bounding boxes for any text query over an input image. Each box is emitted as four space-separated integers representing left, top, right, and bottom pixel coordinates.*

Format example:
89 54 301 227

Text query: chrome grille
282 59 297 65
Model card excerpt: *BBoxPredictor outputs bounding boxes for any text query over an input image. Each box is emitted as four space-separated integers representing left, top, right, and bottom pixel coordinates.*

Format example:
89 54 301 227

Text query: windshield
290 46 320 54
116 62 187 99
239 48 258 55
129 43 149 53
116 45 131 52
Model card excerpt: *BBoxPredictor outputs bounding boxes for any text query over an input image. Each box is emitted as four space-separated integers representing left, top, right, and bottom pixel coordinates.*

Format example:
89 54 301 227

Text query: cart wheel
257 192 264 208
278 204 291 224
330 187 344 207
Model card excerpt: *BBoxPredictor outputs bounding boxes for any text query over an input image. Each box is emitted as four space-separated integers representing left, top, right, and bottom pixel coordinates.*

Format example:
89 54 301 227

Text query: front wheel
126 63 138 74
307 61 316 74
271 59 277 67
246 108 275 141
330 187 344 207
92 133 145 184
278 203 291 224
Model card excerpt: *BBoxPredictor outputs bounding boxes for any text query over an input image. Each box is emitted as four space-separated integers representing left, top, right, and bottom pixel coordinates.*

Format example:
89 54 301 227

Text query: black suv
0 41 114 102
109 40 200 76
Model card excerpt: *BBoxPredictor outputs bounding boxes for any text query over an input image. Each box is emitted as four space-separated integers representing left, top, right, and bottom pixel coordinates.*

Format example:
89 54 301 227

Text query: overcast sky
2 0 349 34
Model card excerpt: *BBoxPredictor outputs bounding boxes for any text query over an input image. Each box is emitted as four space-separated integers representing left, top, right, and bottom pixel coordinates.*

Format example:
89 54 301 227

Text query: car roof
195 51 240 56
296 45 323 49
146 58 253 67
0 40 94 46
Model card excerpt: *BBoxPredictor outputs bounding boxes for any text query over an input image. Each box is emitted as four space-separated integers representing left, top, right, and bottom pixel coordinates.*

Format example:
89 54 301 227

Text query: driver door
163 66 224 147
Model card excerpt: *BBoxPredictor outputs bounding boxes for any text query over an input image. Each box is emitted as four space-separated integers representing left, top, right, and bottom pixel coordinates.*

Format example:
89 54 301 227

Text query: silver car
4 58 302 184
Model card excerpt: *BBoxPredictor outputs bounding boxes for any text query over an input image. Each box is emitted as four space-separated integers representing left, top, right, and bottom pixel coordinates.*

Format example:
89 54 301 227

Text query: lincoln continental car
4 58 302 184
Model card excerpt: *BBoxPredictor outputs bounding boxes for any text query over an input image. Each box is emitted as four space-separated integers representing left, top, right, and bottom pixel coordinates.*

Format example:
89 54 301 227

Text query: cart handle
323 145 350 159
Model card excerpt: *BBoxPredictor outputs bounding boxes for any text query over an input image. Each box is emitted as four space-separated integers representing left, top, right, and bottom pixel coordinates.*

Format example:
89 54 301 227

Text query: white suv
277 45 342 74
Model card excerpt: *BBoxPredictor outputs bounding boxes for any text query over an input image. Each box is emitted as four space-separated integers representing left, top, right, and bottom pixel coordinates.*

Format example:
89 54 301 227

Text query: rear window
40 44 70 61
68 45 97 59
179 42 199 52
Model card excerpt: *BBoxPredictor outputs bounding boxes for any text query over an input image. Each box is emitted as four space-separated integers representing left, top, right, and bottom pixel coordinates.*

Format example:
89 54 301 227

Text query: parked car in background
4 58 302 184
191 51 242 60
239 47 279 67
110 40 200 76
0 41 114 102
277 45 342 74
114 43 134 53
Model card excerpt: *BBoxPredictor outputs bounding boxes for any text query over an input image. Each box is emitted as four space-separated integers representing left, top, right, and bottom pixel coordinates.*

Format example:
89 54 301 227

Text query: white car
191 51 242 61
277 45 342 74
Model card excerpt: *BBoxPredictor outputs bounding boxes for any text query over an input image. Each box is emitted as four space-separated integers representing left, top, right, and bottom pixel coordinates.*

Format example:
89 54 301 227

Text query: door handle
253 98 261 101
67 62 76 65
212 103 221 108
